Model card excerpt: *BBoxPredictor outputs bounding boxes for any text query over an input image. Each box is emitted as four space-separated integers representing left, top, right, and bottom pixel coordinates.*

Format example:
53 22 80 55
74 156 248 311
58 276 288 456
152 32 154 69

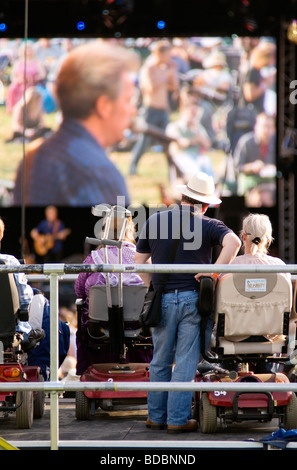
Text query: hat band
186 185 213 199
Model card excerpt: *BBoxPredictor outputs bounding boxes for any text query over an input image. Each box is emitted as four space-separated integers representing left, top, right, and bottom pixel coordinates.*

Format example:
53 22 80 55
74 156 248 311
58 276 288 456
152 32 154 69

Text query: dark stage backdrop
0 200 278 263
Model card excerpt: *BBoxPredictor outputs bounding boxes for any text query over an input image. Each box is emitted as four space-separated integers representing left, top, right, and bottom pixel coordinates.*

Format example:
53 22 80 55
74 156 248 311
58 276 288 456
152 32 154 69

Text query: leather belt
163 287 198 294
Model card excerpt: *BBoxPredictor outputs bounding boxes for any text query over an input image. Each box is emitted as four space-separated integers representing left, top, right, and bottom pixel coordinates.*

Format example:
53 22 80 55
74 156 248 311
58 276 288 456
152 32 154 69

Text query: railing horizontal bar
0 263 297 274
26 274 78 282
1 380 297 393
26 273 297 282
1 262 297 450
10 440 265 449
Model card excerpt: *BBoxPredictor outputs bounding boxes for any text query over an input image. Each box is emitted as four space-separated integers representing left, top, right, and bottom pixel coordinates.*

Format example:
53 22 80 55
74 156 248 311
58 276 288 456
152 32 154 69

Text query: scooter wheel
199 392 217 433
16 390 34 429
75 391 91 420
284 392 297 430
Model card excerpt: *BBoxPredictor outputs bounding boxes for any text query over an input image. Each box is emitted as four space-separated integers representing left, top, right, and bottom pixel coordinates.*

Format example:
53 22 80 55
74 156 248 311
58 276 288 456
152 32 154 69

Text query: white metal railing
1 262 297 450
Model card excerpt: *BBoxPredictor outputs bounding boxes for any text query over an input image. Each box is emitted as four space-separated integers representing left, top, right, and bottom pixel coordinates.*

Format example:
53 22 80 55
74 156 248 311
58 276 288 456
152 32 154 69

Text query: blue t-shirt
136 205 232 291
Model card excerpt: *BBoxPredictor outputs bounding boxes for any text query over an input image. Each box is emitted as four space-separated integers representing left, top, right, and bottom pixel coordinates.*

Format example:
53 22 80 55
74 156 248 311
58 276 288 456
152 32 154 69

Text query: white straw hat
176 172 222 205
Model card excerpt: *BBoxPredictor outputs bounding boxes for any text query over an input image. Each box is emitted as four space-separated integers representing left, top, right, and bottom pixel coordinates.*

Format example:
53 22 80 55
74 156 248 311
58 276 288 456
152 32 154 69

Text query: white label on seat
245 278 267 292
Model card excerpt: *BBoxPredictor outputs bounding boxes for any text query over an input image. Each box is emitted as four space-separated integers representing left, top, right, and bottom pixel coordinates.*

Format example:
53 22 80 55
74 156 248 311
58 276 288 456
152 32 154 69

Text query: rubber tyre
284 392 297 430
191 392 200 421
16 390 34 429
75 391 91 420
199 392 217 433
34 374 45 419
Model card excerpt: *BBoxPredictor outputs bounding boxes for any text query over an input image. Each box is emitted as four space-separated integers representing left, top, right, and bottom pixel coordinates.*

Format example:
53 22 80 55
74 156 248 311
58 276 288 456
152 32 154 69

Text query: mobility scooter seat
214 272 293 356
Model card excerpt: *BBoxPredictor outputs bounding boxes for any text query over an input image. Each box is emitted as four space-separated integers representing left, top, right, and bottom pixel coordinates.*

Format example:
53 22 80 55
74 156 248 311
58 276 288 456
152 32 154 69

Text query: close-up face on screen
0 35 276 209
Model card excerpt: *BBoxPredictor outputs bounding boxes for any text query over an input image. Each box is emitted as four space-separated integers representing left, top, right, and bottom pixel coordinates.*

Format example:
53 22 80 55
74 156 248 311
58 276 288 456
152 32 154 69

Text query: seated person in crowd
231 213 289 280
218 213 292 373
233 112 276 207
6 86 51 143
0 216 45 350
0 216 70 377
75 211 152 375
27 291 70 380
166 86 214 185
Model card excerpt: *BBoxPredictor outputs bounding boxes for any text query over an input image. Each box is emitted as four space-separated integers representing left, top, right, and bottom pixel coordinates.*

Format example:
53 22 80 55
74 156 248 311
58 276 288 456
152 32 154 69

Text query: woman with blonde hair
232 213 288 278
75 209 151 374
222 213 291 373
75 214 143 302
242 212 273 253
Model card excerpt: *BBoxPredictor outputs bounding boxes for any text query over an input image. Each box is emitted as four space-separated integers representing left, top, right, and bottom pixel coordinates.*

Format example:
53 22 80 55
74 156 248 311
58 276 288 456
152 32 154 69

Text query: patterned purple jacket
75 241 144 310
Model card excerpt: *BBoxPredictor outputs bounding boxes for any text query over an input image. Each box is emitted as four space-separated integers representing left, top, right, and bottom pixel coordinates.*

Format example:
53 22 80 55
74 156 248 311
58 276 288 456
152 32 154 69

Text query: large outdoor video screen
0 36 276 208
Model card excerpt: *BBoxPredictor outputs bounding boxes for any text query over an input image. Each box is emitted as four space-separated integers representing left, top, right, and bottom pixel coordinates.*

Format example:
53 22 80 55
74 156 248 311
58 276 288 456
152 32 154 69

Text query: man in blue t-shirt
135 171 241 434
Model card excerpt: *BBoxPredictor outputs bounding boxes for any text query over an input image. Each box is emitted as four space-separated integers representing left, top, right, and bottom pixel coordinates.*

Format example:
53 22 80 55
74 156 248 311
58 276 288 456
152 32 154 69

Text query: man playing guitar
30 206 71 262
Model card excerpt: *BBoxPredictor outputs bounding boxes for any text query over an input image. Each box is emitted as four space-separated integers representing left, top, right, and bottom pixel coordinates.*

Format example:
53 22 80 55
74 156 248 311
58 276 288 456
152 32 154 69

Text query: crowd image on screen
0 36 276 207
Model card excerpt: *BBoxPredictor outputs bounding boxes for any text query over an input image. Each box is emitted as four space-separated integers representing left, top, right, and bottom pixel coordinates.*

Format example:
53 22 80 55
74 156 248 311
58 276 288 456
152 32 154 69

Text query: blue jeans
148 290 213 426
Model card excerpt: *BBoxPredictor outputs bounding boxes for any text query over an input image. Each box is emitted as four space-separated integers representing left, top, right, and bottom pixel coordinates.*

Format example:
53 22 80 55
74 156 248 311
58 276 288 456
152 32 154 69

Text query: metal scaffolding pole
278 22 296 263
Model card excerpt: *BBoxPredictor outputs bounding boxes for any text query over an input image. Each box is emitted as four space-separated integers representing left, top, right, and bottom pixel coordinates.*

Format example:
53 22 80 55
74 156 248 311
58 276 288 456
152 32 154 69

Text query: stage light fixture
157 20 166 30
99 0 134 30
287 19 297 44
77 20 86 30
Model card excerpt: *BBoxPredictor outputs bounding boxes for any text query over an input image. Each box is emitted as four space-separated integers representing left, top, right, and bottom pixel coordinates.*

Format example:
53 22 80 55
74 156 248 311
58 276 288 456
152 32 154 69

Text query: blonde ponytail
241 213 273 254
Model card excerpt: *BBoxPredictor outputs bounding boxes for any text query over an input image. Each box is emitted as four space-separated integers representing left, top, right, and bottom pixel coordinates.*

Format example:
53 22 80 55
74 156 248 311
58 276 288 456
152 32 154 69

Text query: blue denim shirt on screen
13 119 130 207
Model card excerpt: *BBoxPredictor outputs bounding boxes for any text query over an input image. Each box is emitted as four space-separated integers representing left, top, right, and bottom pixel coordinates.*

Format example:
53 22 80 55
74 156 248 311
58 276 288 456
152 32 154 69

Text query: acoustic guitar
34 228 71 256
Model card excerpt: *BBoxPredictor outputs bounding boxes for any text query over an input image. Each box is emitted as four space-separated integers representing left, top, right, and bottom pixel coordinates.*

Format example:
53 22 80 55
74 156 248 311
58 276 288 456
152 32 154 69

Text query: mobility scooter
0 260 45 429
195 272 297 433
75 205 152 419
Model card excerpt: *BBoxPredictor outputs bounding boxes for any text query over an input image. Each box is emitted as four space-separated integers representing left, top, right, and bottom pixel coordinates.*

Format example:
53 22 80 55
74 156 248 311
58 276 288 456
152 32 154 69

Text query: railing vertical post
49 269 60 450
